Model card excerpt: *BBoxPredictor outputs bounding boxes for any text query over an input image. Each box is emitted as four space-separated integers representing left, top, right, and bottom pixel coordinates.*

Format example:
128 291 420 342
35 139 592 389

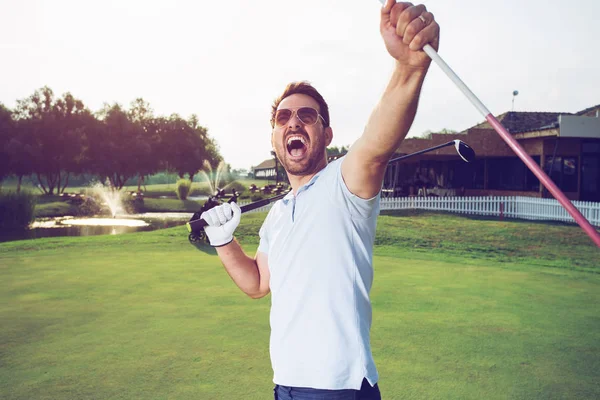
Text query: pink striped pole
377 0 600 247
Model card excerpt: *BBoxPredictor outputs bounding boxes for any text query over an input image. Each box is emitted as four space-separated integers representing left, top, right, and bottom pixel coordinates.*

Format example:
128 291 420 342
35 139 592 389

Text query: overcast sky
1 0 599 170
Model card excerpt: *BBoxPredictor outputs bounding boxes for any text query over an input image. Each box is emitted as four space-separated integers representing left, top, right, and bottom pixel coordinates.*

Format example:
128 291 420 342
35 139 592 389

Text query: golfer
201 1 439 398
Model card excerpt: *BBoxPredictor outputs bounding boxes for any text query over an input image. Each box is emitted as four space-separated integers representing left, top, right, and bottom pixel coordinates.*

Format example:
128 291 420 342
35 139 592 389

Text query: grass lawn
1 212 599 399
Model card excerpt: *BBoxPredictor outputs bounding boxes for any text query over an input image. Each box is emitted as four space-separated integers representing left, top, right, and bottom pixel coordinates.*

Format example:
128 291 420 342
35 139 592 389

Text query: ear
324 127 333 147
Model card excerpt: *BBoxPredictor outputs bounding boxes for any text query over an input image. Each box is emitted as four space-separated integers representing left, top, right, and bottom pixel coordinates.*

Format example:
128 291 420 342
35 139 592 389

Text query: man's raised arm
342 0 440 199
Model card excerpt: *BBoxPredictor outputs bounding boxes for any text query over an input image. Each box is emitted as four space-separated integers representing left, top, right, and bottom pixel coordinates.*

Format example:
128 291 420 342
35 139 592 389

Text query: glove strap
211 237 234 248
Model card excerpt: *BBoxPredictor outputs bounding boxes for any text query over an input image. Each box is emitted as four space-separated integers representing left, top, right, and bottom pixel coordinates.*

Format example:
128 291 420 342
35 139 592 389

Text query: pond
0 213 193 243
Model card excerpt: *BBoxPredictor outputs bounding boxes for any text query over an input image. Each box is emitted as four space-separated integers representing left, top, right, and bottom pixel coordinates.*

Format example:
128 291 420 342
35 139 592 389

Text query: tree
160 114 216 182
128 98 161 192
88 103 142 190
6 89 220 194
0 103 14 190
14 87 88 195
326 145 348 158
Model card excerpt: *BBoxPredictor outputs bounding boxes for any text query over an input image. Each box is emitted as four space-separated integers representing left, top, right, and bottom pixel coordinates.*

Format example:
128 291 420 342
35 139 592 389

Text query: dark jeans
274 378 381 400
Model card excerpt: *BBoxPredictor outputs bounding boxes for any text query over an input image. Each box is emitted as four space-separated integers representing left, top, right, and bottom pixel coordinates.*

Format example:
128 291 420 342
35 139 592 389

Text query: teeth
287 135 306 146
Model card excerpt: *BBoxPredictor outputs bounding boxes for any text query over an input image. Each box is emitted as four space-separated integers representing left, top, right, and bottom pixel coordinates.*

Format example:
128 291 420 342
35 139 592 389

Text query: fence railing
380 196 600 226
241 196 600 226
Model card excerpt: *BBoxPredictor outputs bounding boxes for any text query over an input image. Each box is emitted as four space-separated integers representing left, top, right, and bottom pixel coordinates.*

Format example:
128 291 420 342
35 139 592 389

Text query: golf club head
454 140 475 162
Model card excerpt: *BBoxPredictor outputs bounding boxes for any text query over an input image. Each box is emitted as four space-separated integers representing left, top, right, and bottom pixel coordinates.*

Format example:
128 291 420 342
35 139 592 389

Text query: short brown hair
270 81 330 128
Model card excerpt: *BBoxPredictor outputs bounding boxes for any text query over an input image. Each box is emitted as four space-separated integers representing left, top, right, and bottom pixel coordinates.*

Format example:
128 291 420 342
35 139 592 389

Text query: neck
288 174 317 195
286 160 328 194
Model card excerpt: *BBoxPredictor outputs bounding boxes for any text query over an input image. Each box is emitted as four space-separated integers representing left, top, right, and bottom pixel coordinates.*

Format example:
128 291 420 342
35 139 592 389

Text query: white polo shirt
257 157 380 390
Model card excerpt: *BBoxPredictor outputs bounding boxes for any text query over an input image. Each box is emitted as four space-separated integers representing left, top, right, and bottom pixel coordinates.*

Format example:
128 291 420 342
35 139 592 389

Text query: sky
1 0 599 170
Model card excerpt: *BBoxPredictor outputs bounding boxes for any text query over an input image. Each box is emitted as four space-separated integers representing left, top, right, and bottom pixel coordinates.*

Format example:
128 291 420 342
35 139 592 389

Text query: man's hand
201 202 241 247
380 0 440 70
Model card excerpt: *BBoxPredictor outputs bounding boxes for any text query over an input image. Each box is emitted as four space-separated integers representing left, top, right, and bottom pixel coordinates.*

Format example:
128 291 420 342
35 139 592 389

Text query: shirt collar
282 168 324 205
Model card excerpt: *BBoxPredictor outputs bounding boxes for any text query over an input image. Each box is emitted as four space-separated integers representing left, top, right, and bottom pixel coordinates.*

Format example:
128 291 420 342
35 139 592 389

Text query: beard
274 128 327 177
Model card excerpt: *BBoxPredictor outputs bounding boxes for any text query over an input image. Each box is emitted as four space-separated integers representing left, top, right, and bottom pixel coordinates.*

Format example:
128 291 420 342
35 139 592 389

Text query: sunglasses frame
273 107 325 128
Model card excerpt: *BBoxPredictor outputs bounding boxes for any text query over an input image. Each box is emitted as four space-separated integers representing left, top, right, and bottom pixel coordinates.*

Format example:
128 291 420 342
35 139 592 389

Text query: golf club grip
186 192 289 233
187 218 208 232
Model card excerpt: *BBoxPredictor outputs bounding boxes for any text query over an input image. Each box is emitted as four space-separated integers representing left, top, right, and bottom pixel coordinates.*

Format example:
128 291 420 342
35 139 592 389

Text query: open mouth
286 135 308 158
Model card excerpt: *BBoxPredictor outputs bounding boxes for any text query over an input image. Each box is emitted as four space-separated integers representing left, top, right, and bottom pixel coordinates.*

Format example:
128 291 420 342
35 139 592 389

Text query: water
90 181 124 217
158 195 208 201
0 213 193 243
199 160 232 195
0 180 208 243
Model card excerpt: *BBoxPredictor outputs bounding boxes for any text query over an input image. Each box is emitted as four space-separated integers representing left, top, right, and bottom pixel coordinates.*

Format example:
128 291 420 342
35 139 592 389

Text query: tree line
0 87 221 195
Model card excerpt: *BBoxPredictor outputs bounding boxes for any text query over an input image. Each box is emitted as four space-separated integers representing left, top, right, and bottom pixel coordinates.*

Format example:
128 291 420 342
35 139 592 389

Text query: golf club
389 140 475 164
186 140 475 238
376 0 600 247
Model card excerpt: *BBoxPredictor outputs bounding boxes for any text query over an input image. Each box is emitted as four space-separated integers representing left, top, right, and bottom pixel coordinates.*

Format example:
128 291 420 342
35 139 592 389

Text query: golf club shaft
388 141 454 163
239 192 288 213
186 191 288 232
376 0 600 246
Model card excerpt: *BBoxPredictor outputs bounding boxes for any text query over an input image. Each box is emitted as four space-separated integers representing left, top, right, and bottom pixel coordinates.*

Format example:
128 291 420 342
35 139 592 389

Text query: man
200 1 440 398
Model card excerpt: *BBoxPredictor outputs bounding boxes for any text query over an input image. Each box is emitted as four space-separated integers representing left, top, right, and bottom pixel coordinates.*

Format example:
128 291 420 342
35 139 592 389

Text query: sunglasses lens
297 108 319 125
274 109 292 127
274 107 320 127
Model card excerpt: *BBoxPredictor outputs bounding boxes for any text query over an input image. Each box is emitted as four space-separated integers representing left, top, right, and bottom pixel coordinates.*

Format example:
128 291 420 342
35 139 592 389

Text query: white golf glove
201 202 241 247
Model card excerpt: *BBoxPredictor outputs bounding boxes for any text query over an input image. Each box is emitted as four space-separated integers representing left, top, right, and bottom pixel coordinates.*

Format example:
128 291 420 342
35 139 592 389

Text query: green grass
141 198 204 212
375 210 598 272
1 212 599 399
33 202 77 217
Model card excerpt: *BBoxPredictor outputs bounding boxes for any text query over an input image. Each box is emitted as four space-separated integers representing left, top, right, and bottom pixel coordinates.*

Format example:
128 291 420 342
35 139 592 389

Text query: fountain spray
91 181 124 218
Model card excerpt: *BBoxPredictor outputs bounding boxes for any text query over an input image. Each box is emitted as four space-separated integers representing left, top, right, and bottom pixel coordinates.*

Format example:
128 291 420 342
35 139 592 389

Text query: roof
469 104 600 134
253 159 276 170
471 111 565 133
575 104 600 117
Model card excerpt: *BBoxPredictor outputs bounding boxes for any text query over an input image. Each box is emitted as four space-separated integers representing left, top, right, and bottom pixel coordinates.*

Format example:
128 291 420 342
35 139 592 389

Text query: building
383 104 600 201
250 105 600 201
252 154 344 181
252 159 277 179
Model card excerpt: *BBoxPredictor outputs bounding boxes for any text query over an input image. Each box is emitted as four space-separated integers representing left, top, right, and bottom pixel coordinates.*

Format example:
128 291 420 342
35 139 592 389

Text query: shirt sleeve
257 210 270 254
325 157 380 220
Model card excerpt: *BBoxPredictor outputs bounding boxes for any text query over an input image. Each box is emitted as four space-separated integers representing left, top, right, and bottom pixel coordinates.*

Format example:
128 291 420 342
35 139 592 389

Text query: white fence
380 196 600 226
241 196 600 227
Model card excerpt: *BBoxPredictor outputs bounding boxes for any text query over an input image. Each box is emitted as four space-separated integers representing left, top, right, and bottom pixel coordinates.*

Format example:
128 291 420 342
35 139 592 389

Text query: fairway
1 212 599 399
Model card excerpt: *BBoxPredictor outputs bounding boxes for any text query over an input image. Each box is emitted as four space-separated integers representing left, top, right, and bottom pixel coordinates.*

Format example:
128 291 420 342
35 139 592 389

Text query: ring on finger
418 15 427 25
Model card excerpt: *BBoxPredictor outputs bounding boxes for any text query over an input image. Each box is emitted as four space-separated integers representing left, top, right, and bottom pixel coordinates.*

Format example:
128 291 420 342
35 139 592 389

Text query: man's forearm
215 239 263 298
360 62 427 162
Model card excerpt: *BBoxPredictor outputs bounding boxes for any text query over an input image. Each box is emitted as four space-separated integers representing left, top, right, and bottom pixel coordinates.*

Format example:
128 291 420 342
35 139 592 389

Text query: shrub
0 191 37 230
227 180 247 194
176 179 192 200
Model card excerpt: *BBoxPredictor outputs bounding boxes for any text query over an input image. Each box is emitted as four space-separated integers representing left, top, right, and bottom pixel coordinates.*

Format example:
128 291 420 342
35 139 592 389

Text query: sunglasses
273 107 325 128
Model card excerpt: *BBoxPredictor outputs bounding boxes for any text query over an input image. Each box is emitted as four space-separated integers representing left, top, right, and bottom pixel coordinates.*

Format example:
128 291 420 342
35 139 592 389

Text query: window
582 141 600 154
487 157 540 191
449 159 484 189
545 156 578 192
